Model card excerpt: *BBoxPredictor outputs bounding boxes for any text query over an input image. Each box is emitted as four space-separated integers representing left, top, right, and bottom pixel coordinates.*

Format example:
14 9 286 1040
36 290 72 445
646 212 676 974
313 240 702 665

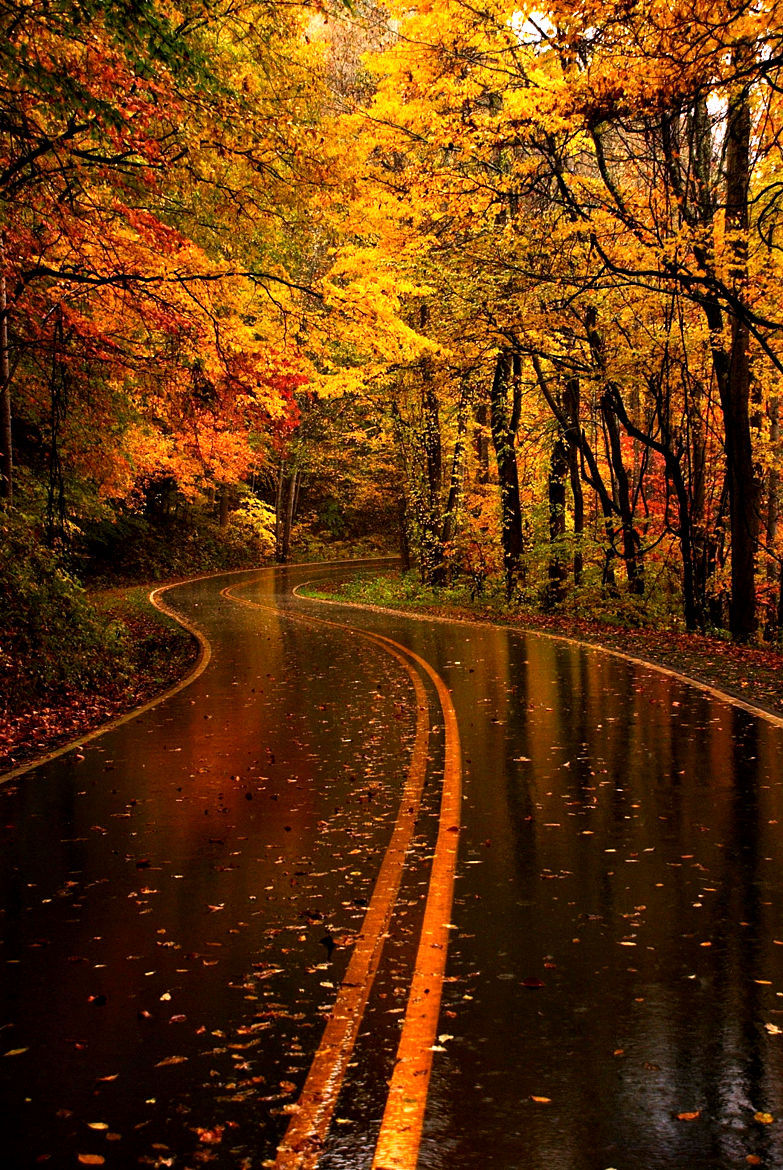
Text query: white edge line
0 557 396 785
293 589 783 731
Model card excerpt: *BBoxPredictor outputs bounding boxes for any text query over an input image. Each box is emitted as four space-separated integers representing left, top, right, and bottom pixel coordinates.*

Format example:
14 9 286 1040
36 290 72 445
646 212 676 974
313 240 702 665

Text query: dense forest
3 0 783 717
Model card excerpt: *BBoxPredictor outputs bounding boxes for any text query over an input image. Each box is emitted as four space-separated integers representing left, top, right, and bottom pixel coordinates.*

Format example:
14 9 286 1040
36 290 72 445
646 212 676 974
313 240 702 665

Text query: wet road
2 562 783 1169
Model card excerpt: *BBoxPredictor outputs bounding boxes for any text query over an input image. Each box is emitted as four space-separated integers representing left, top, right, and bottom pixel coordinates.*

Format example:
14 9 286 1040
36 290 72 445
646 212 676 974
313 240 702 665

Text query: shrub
0 512 131 715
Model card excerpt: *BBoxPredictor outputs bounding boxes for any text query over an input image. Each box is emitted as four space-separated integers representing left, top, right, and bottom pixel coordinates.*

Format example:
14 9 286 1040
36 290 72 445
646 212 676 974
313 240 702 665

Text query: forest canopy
3 0 783 644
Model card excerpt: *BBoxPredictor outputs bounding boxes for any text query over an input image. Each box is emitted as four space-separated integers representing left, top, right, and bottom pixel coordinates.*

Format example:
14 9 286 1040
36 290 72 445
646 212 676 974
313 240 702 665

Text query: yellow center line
290 588 464 1170
220 582 435 1169
361 633 462 1170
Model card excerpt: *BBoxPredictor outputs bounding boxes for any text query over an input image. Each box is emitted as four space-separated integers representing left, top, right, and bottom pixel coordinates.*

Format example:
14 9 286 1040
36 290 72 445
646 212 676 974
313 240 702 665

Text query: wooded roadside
5 578 783 780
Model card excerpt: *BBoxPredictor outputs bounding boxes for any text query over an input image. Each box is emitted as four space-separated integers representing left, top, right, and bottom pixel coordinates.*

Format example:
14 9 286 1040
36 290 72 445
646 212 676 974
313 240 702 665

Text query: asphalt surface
2 562 783 1169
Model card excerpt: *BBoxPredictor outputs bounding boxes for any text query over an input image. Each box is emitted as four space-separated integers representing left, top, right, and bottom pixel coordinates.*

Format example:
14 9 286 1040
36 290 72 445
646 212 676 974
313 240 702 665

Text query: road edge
0 583 211 785
296 590 783 731
0 557 397 786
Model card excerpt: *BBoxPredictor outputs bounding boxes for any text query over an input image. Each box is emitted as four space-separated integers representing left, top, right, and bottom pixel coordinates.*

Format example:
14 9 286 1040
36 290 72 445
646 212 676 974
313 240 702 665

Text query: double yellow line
221 582 462 1170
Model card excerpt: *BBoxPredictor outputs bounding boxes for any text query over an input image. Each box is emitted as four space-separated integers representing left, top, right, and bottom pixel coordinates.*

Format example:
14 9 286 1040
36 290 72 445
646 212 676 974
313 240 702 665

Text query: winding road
2 561 783 1170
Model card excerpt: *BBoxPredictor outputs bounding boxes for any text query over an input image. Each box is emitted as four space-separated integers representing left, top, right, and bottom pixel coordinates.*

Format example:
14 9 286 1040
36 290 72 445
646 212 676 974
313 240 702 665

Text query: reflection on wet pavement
2 563 783 1169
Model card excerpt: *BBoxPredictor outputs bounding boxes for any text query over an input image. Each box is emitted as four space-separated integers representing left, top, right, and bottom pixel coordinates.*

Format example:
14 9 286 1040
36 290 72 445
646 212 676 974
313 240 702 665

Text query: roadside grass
302 569 505 613
91 585 197 690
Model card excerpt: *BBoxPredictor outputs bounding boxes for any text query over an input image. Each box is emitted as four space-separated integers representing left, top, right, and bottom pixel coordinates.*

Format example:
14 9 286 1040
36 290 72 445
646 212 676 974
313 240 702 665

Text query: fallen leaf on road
195 1127 224 1144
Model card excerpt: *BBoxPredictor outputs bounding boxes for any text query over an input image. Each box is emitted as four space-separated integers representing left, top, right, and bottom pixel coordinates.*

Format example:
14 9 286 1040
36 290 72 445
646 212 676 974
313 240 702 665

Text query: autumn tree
319 0 783 639
0 0 324 542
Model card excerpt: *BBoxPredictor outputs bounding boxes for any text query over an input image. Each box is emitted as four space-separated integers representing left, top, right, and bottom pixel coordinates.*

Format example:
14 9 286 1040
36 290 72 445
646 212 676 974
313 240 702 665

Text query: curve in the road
302 591 783 730
0 557 398 787
0 580 212 785
8 561 781 1166
222 579 464 1170
222 582 435 1168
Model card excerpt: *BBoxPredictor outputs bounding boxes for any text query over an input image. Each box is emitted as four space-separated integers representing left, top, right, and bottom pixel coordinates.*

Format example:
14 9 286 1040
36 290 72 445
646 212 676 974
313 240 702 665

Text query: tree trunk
398 495 411 571
585 305 645 596
419 360 446 584
606 385 703 629
441 381 471 550
720 317 758 639
767 396 779 632
601 397 643 593
687 397 711 618
218 485 231 529
474 399 491 485
275 461 299 563
489 350 523 597
563 376 584 584
284 470 298 560
0 235 11 504
672 468 701 631
46 311 68 545
767 396 779 551
531 353 619 589
546 428 568 606
274 460 286 560
711 48 759 640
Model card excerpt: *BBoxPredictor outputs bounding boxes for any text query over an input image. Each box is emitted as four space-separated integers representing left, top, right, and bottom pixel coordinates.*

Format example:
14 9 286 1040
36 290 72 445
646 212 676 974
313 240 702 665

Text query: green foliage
0 513 131 713
81 498 265 586
93 585 196 688
317 568 506 612
0 512 201 719
555 577 682 630
293 531 394 562
319 497 348 539
309 559 685 634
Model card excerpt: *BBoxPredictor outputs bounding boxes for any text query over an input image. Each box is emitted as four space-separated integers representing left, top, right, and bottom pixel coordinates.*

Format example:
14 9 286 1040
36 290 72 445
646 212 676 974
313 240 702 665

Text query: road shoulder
304 580 783 723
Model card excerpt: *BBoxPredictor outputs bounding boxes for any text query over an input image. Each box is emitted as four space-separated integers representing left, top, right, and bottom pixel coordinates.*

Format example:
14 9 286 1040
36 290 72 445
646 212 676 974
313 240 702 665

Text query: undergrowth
0 513 194 720
305 568 683 632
